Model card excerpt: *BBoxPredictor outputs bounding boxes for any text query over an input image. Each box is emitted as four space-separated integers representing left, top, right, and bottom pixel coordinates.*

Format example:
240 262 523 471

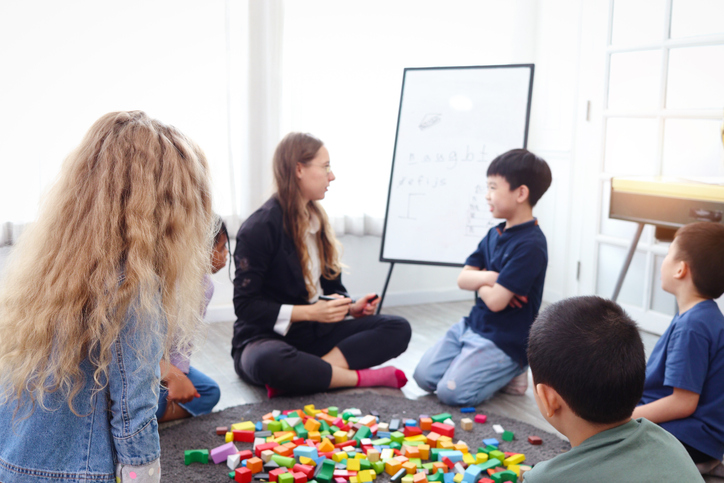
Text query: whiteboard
380 65 534 266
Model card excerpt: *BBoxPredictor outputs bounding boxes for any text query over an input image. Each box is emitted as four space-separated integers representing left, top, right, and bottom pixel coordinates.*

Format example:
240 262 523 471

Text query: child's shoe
500 370 528 395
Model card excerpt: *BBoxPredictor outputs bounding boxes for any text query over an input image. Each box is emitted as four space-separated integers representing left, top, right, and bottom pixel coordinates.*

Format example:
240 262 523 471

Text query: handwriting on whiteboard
407 145 489 169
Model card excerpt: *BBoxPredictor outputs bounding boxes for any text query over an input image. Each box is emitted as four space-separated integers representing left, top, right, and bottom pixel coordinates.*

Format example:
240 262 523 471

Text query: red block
442 457 455 470
238 450 254 461
234 430 256 443
294 464 315 479
217 426 229 435
430 423 454 438
404 426 423 437
256 442 279 457
335 439 358 449
235 467 252 483
293 437 305 446
528 435 542 445
293 472 308 483
370 424 378 435
474 415 487 424
480 479 494 483
269 468 288 482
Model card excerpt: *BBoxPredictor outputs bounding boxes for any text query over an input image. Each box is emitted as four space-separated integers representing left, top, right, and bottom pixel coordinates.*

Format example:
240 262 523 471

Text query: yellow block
231 421 256 431
334 431 349 443
385 459 402 476
299 456 316 466
319 439 335 453
274 433 294 444
453 474 463 483
418 444 430 460
308 431 321 442
358 470 373 483
305 419 321 432
402 476 414 483
454 443 469 454
404 435 428 443
437 441 454 450
304 404 319 416
475 453 489 464
354 453 367 460
347 459 361 471
507 465 520 477
380 449 394 461
350 478 358 483
402 461 417 475
503 454 525 466
225 432 233 443
332 452 348 463
462 453 475 465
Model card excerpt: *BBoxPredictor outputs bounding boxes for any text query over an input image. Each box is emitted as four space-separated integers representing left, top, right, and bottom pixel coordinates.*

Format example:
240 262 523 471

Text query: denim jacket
0 302 164 483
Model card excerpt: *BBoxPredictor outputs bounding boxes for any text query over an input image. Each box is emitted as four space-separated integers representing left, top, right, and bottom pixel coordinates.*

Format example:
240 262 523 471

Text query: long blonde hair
0 111 213 414
272 132 342 297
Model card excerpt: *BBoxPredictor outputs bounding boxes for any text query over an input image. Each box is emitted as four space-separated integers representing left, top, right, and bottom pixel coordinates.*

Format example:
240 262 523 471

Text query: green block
372 461 385 474
484 445 498 453
491 470 517 483
229 471 235 478
354 426 372 442
346 451 357 458
432 413 452 424
320 420 331 432
184 449 209 465
409 458 422 468
320 431 331 438
280 419 292 431
342 412 353 420
329 425 339 433
278 473 295 483
422 463 434 471
390 442 402 450
371 438 391 446
390 431 405 444
430 448 442 461
360 459 372 470
268 421 282 433
272 454 296 468
476 447 488 454
403 440 422 447
327 406 338 417
428 472 445 482
476 460 502 472
502 430 514 442
294 423 308 439
348 417 359 424
489 450 505 464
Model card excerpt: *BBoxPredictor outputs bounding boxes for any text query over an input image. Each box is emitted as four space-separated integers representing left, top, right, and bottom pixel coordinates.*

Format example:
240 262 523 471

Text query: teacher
231 132 411 396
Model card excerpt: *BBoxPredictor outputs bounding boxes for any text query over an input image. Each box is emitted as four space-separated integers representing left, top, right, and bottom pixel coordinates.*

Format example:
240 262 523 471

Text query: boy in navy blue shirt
413 149 551 406
633 222 724 471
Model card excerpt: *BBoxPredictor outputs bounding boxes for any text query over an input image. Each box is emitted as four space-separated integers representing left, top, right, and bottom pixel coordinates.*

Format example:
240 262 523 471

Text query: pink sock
266 384 284 399
356 367 407 389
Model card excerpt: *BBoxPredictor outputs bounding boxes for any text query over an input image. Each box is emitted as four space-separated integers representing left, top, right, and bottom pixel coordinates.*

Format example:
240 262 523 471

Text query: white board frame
379 64 534 267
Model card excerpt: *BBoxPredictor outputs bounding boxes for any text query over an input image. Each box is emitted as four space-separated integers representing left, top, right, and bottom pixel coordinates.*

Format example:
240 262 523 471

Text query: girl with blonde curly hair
0 111 213 483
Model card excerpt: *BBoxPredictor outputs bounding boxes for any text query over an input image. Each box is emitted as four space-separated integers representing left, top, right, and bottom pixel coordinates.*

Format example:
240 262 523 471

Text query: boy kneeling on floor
523 296 702 482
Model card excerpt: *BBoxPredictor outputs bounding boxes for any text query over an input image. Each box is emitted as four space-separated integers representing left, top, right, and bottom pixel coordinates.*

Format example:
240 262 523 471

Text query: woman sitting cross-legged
231 132 411 397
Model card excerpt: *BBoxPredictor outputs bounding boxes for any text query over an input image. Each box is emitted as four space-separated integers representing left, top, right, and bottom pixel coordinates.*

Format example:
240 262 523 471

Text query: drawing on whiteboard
406 145 488 167
399 193 425 220
465 190 496 237
419 113 442 130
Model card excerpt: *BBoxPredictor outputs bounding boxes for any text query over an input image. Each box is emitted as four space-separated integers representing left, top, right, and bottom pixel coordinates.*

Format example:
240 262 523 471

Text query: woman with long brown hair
232 132 411 396
0 111 213 483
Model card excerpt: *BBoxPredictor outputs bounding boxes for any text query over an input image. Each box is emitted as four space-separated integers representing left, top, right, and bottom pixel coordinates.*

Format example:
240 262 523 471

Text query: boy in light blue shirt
633 222 724 472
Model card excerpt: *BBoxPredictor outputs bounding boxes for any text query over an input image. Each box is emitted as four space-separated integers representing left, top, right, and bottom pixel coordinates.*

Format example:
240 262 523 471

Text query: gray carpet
160 392 570 482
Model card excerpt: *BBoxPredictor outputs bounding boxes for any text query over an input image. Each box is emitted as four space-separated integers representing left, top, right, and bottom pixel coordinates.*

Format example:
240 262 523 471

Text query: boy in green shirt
523 296 702 482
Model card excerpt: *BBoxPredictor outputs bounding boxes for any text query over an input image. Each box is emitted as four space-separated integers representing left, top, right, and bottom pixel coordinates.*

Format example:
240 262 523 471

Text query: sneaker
500 370 528 396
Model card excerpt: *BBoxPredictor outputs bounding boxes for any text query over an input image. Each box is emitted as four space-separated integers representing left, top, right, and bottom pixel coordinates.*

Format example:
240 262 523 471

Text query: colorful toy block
413 472 429 483
460 419 473 431
474 415 487 424
236 467 253 483
248 457 264 473
492 425 504 434
228 453 242 470
184 449 209 465
527 436 542 445
278 472 295 483
502 431 514 442
490 470 517 483
430 423 454 438
481 438 499 448
211 442 239 464
217 426 230 435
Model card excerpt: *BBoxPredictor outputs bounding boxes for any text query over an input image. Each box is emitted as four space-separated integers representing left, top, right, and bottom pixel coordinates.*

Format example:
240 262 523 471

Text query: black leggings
233 314 411 394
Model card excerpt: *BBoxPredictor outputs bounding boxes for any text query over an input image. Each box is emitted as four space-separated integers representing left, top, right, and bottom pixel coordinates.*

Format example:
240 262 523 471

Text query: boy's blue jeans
413 318 524 406
156 366 220 418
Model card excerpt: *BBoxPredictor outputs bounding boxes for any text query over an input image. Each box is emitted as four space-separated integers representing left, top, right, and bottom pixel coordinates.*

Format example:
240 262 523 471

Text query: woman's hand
349 293 379 318
162 364 200 404
310 296 351 323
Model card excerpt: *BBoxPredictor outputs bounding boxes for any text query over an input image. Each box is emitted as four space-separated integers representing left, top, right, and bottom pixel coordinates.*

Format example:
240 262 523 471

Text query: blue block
404 419 418 427
256 421 263 431
373 445 382 452
482 438 499 448
462 465 482 483
294 446 319 459
377 431 391 438
460 407 475 413
438 451 463 463
443 472 455 483
313 455 327 467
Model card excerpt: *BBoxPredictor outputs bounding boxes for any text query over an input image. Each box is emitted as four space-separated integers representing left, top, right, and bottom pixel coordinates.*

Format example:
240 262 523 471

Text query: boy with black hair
523 296 702 481
413 149 551 406
633 222 724 473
